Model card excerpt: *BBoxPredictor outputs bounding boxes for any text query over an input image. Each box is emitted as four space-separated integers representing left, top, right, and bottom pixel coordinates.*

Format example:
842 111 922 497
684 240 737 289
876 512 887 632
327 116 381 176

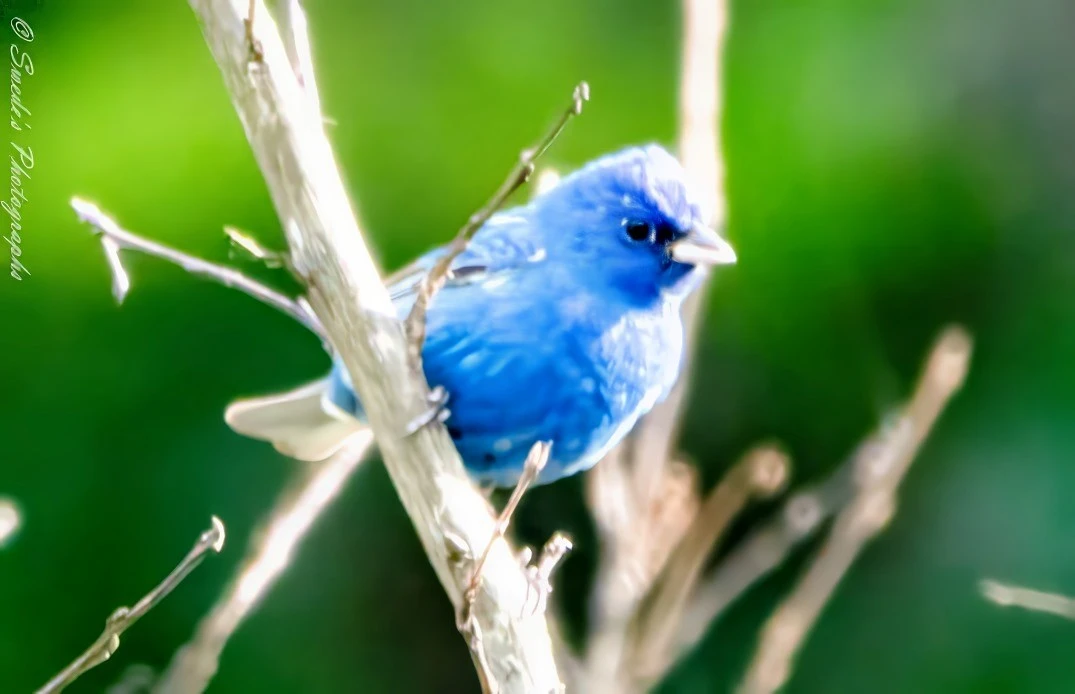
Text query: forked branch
71 198 325 339
631 445 789 682
738 327 972 694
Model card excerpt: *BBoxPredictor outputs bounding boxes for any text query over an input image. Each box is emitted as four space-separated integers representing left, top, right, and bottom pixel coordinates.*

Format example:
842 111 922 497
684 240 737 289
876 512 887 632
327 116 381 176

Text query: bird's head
532 144 736 306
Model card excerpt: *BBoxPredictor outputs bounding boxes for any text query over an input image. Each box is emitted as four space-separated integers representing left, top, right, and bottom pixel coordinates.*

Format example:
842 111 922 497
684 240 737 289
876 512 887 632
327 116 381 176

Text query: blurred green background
3 0 1074 691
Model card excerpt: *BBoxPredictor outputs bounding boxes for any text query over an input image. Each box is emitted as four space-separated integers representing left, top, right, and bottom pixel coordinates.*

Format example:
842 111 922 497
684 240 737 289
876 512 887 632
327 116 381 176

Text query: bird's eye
625 221 651 242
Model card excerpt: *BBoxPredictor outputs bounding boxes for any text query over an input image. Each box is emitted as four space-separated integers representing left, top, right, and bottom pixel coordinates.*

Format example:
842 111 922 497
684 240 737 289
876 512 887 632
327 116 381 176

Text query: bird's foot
404 385 451 435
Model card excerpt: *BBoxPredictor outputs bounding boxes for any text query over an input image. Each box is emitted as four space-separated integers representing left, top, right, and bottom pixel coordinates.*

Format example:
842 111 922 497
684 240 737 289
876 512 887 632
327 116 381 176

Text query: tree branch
36 518 225 694
630 0 729 508
670 445 857 657
71 198 325 339
738 326 972 694
156 433 374 693
630 445 789 682
980 579 1075 621
182 1 563 691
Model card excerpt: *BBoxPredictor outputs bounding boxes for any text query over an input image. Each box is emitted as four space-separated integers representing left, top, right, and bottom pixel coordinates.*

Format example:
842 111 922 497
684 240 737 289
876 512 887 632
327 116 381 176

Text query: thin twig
585 440 634 547
524 532 575 617
36 518 225 694
630 0 729 518
671 448 858 657
457 442 554 694
156 432 373 693
461 441 551 613
980 579 1075 621
404 82 590 368
577 444 641 692
71 198 326 339
738 326 973 694
631 445 789 682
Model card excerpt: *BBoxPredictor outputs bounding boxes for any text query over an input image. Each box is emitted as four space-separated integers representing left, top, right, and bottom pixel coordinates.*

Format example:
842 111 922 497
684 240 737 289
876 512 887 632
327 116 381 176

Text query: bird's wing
385 212 540 309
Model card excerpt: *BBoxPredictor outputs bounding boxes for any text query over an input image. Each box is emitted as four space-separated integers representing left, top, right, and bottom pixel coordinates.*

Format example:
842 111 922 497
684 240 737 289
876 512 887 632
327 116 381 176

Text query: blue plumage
227 144 736 486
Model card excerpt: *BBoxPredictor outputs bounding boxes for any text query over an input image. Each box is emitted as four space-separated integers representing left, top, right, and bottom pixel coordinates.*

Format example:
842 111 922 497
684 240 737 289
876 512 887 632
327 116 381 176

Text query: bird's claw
404 385 451 435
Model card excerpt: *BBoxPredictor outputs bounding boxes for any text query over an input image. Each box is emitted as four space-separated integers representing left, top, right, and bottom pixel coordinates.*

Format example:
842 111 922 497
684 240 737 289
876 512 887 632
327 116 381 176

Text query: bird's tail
224 378 365 461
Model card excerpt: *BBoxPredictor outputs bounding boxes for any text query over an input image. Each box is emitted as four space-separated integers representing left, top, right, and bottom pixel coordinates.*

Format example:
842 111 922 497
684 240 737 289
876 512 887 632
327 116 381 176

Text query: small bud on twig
36 517 226 694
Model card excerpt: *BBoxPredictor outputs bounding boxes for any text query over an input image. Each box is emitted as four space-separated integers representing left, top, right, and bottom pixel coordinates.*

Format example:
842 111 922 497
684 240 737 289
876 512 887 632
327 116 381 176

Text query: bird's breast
549 298 684 472
592 304 683 411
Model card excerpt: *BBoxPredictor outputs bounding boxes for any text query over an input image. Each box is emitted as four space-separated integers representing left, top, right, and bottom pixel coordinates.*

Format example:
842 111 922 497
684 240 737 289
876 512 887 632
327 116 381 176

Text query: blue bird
225 145 736 487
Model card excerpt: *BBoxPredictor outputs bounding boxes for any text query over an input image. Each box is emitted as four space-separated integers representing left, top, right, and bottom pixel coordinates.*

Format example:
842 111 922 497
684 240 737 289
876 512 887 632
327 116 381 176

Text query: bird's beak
669 222 737 266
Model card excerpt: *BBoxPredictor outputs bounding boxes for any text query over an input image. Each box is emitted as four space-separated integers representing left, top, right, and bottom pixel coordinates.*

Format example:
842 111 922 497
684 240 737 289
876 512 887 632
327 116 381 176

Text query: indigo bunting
226 145 736 486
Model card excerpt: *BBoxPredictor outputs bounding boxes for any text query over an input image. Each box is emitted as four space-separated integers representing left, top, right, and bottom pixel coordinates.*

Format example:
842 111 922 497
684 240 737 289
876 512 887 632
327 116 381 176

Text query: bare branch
156 433 373 693
71 198 325 339
738 326 973 694
585 440 635 545
980 579 1075 621
457 443 555 694
582 459 697 693
630 0 729 509
404 82 589 366
631 445 789 682
672 450 857 657
461 441 550 617
524 532 575 617
36 518 225 694
678 0 726 228
184 1 564 690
